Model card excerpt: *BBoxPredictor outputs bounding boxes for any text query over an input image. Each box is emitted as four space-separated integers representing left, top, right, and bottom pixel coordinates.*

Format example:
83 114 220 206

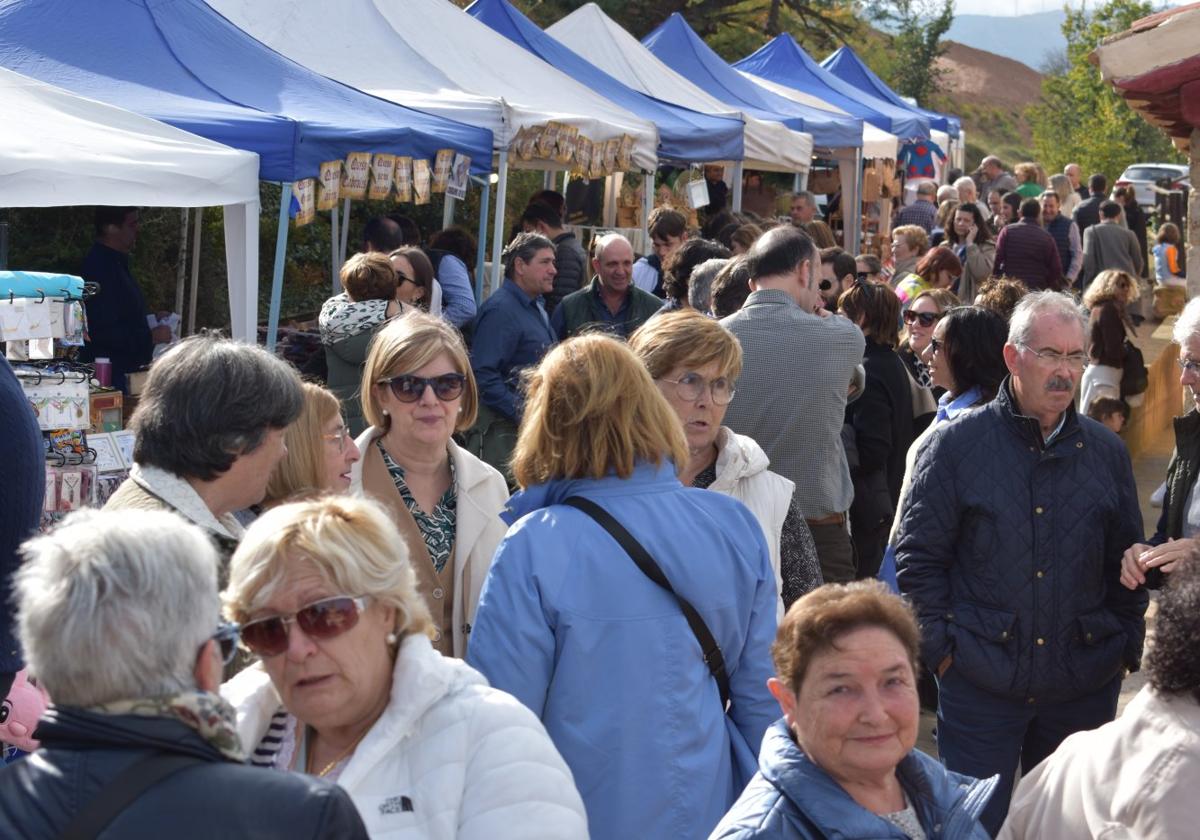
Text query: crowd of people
1 155 1197 840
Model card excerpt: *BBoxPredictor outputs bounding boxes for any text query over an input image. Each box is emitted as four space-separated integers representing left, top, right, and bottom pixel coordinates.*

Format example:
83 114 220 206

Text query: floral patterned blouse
377 441 457 573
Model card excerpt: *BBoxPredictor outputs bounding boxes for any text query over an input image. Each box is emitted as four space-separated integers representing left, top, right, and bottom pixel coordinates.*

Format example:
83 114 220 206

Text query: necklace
305 726 369 778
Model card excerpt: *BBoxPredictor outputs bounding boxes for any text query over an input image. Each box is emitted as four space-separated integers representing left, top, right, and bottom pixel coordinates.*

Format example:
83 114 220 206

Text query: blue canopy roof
821 46 960 138
734 35 929 140
639 14 861 150
0 0 494 181
464 0 744 164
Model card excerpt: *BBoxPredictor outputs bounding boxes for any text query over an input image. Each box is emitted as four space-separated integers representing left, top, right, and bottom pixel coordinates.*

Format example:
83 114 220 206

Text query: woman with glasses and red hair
221 496 587 839
349 311 509 659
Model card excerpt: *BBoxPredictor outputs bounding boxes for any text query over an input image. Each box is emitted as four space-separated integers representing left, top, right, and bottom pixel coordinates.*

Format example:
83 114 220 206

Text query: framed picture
111 430 136 469
90 433 126 473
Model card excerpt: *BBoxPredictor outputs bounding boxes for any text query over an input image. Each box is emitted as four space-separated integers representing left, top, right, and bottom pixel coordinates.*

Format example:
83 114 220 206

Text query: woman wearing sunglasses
629 310 822 613
838 281 914 578
221 496 587 839
350 311 508 658
261 383 361 509
465 334 778 840
899 287 961 436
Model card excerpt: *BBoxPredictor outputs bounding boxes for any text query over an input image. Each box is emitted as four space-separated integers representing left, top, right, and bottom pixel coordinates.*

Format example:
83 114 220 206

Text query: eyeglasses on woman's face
321 421 352 449
377 372 466 403
903 309 943 328
211 622 241 665
659 372 736 405
396 272 423 289
240 595 371 658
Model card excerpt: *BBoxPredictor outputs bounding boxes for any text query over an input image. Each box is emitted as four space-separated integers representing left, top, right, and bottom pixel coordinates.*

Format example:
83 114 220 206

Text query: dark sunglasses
211 622 241 665
378 372 466 403
902 309 944 327
240 595 370 658
396 272 424 288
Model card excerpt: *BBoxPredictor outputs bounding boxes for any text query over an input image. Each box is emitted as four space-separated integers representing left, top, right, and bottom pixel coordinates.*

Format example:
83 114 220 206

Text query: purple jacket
993 220 1064 291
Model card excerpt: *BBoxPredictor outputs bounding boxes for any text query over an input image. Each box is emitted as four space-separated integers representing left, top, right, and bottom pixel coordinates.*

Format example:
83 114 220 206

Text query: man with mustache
894 291 1148 835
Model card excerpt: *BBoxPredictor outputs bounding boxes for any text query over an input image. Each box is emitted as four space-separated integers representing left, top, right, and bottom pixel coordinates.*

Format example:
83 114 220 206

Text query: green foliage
866 0 954 106
1028 0 1182 184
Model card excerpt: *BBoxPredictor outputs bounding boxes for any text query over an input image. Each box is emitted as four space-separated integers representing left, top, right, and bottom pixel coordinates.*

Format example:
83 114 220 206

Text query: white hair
1173 296 1200 346
688 258 729 311
15 509 219 706
1007 290 1087 348
953 176 977 198
592 232 633 262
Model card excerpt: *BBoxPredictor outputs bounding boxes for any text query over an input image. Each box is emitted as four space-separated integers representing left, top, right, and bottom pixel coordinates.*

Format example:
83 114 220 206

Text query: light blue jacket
711 719 996 839
466 462 779 840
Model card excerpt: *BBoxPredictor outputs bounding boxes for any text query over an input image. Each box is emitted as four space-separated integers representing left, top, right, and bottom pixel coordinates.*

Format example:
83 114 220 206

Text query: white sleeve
631 258 659 293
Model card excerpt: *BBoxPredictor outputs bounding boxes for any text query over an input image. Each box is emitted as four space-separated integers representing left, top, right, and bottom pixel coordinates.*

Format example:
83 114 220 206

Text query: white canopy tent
208 0 661 288
0 66 261 340
545 3 812 174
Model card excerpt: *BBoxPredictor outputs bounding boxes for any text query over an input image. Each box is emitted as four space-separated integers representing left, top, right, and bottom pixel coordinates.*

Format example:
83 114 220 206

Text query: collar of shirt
1043 409 1069 445
501 278 543 307
590 279 631 321
934 385 983 423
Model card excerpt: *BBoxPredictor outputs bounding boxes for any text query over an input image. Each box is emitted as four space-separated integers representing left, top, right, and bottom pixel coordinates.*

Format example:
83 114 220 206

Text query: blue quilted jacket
709 719 995 839
895 381 1147 704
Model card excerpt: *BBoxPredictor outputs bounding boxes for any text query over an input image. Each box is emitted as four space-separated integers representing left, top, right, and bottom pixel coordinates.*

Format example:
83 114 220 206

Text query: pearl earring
386 632 398 645
382 409 389 416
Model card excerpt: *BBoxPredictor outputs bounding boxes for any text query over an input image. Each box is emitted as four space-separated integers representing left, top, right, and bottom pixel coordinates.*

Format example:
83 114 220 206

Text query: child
1087 396 1129 435
1153 223 1186 286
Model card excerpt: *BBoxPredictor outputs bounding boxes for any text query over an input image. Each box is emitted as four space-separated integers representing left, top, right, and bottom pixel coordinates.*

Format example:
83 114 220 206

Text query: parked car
1114 163 1190 208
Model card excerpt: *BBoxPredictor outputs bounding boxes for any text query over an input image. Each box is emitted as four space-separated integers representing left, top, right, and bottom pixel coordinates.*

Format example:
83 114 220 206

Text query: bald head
592 233 634 295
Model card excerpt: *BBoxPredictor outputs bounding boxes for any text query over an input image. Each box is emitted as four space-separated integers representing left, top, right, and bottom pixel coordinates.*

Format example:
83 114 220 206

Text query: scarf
91 690 246 762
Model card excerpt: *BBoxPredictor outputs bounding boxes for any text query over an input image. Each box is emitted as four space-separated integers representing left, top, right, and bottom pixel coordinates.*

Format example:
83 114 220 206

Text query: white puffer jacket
707 427 792 618
222 635 589 840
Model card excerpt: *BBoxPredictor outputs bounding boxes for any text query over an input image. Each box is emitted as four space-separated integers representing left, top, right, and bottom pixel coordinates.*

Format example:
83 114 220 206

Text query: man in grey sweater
721 228 866 583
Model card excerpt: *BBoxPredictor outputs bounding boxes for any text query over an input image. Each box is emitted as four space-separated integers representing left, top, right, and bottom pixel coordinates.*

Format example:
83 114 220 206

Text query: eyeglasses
1018 343 1087 369
240 595 370 658
1178 358 1200 375
659 372 736 405
378 373 466 403
321 423 352 448
396 272 423 288
211 622 241 665
903 310 944 327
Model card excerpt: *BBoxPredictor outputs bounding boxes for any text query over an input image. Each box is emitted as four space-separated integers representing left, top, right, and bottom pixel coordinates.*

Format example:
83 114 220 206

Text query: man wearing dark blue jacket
895 290 1148 835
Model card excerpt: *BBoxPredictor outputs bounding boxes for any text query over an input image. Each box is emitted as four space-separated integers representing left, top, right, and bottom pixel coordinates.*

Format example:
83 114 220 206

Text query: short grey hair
953 176 977 197
592 231 633 262
132 334 303 481
1007 290 1087 348
15 509 219 706
1173 296 1200 346
937 185 958 204
792 190 816 207
688 258 729 312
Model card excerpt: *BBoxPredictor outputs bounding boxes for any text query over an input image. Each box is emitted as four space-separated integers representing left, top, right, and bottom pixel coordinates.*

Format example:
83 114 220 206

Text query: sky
951 0 1189 17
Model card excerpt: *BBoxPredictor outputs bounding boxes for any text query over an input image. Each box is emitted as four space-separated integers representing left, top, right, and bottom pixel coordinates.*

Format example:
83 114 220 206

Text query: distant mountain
945 10 1066 71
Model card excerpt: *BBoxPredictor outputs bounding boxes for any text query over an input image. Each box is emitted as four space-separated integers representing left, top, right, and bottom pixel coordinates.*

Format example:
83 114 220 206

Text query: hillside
931 40 1042 169
945 10 1066 71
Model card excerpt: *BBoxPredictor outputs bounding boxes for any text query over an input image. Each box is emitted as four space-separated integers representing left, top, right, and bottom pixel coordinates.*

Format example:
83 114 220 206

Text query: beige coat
351 427 509 658
999 686 1200 839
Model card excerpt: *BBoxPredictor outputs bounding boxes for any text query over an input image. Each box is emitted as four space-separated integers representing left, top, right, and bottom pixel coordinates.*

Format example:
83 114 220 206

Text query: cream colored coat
999 686 1200 839
351 427 508 657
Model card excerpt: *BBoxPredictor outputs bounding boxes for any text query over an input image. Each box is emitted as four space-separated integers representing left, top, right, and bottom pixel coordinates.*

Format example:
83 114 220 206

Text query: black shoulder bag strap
562 496 731 712
58 751 203 840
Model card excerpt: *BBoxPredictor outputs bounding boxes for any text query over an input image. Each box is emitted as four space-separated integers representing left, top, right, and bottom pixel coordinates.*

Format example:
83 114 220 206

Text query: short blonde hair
1082 269 1139 309
264 383 341 507
511 334 688 488
629 309 743 381
224 495 433 640
360 311 477 432
1015 162 1042 186
773 580 920 694
892 225 929 255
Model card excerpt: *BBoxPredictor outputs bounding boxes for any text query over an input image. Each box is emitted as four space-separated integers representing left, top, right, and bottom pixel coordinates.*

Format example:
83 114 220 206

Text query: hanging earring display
43 471 57 513
58 470 82 511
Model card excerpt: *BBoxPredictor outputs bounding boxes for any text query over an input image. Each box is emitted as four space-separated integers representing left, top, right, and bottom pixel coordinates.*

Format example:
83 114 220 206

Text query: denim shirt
469 279 556 420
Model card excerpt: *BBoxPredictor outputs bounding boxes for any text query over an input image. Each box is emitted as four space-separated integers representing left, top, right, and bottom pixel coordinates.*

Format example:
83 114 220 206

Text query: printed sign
368 154 396 201
316 160 342 211
394 157 413 203
445 154 471 200
432 149 453 194
412 159 431 205
293 178 316 226
341 152 371 200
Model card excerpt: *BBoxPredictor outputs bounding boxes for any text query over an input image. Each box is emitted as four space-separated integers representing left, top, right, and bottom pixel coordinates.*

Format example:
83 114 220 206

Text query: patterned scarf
91 690 245 762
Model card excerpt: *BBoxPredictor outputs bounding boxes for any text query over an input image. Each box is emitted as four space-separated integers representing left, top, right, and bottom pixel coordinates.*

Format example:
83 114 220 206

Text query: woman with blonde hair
899 287 961 435
351 311 508 658
630 311 821 610
1014 162 1044 199
1080 269 1141 412
1049 172 1081 218
262 382 360 508
465 333 778 840
221 496 587 839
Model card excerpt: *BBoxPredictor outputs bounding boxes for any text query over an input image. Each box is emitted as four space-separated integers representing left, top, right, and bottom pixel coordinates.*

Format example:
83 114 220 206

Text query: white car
1114 163 1189 208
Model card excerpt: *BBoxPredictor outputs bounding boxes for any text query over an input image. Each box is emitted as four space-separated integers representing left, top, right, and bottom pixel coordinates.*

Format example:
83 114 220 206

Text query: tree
1028 0 1181 183
866 0 954 106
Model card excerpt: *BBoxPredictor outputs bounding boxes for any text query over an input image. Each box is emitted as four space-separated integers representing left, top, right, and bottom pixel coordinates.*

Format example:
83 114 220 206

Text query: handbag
1120 337 1148 397
562 496 731 712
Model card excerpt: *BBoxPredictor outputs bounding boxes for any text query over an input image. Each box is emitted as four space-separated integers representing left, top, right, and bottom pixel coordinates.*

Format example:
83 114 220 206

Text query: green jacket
553 277 664 340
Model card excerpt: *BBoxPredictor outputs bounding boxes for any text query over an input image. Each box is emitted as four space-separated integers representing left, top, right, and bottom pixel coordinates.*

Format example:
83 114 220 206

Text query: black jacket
895 381 1147 704
846 339 915 529
1146 409 1200 587
1073 194 1104 237
547 231 588 314
0 707 368 840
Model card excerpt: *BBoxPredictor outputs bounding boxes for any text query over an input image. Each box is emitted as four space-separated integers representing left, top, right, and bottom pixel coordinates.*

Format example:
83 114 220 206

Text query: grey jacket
1081 221 1143 289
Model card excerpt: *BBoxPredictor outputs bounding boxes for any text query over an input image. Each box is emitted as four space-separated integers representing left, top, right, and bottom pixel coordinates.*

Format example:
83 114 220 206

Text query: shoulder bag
562 496 731 712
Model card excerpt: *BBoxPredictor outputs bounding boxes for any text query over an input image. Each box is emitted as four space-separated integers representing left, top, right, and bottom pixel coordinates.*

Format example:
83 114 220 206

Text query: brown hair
710 256 753 318
511 334 688 488
1083 269 1139 309
801 220 837 249
1156 222 1182 246
341 252 397 302
772 580 920 694
629 309 743 381
839 281 901 348
731 223 763 253
648 206 688 240
914 247 963 287
263 383 342 507
974 276 1028 320
389 247 434 289
360 311 477 433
